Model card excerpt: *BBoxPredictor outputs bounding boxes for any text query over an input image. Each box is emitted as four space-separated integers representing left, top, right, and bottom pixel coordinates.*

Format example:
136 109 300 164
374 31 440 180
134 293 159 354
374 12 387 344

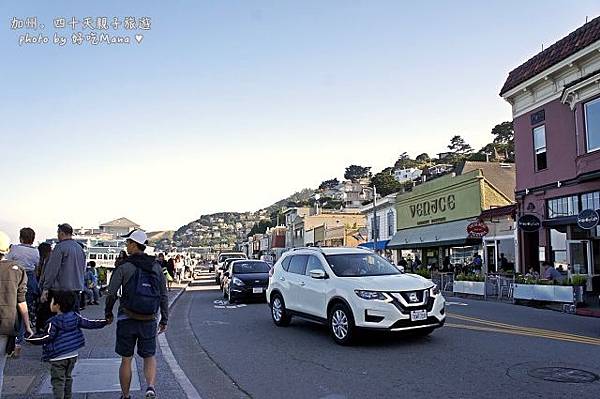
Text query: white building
359 194 398 259
394 168 422 183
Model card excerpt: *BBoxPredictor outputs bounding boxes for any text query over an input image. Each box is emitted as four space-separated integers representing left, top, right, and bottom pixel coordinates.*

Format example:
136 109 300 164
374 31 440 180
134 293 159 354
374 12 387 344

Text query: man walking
41 224 86 309
105 229 168 399
6 227 40 354
0 231 34 396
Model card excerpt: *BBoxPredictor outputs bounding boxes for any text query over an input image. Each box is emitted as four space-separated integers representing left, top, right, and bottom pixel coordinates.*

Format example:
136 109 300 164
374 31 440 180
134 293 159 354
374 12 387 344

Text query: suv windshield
233 261 271 274
325 253 400 277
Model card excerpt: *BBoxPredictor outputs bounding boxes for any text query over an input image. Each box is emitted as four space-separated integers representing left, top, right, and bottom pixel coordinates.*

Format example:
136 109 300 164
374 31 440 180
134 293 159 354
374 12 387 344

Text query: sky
1 1 599 242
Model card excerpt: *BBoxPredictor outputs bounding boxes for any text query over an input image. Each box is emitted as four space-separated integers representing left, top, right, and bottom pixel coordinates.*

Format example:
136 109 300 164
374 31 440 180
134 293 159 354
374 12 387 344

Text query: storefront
479 204 518 273
388 169 514 271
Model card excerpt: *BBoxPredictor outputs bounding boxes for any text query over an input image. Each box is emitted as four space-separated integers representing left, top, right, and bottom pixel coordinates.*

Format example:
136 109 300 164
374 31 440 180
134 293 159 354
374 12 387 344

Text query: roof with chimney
500 16 600 95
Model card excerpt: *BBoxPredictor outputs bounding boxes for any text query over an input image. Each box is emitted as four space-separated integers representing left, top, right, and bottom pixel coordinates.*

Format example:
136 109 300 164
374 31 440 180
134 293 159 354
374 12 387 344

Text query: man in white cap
0 231 34 396
105 229 168 399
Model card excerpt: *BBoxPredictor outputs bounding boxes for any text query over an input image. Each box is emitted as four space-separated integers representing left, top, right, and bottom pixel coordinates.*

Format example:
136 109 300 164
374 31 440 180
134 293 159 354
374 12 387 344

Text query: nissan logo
409 292 419 303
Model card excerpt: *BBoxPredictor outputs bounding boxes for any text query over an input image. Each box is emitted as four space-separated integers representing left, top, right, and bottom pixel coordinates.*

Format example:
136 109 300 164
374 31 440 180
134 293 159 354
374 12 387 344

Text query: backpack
122 265 161 316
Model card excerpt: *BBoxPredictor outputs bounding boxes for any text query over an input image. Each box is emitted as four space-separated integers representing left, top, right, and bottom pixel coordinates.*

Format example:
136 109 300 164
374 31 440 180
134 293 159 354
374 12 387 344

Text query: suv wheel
270 294 291 327
329 303 355 345
228 287 236 304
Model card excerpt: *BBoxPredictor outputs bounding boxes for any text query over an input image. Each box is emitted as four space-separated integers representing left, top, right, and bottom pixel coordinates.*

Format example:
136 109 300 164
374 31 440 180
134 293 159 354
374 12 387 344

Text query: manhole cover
527 367 599 383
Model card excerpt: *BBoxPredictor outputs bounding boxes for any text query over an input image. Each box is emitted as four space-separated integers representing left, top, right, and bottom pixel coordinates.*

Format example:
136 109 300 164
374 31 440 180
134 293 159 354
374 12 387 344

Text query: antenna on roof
541 43 544 51
586 16 588 24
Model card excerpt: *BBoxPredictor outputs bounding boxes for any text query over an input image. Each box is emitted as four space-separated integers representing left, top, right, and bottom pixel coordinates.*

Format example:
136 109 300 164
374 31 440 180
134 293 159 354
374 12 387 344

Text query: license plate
253 287 263 294
410 309 427 322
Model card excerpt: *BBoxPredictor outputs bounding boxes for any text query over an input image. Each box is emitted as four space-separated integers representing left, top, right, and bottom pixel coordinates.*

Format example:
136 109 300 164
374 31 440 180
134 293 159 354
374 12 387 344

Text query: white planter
513 284 578 303
453 281 486 296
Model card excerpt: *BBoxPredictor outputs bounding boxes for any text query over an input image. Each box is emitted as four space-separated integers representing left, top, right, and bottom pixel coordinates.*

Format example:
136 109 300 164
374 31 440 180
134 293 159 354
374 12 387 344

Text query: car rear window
288 255 308 275
233 261 270 274
281 256 291 271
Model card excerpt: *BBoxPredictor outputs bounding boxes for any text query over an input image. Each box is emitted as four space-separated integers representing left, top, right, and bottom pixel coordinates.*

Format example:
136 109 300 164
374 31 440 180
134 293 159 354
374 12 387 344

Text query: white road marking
446 301 469 306
160 287 203 399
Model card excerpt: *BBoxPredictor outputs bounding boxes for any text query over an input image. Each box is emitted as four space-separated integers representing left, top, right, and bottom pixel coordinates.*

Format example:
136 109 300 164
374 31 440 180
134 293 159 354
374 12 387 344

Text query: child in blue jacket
27 290 107 399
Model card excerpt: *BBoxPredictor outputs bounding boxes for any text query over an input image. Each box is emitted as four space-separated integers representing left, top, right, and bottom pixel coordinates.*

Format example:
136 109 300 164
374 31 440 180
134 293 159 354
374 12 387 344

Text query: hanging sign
466 220 489 238
518 214 541 232
577 209 599 230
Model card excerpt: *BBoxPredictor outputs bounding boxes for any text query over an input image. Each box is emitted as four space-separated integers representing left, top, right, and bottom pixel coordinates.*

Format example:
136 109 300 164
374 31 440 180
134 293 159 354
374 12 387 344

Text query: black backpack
122 265 161 315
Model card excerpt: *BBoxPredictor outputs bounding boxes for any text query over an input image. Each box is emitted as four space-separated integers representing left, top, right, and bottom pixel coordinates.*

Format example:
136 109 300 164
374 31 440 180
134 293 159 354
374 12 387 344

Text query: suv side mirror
309 269 327 279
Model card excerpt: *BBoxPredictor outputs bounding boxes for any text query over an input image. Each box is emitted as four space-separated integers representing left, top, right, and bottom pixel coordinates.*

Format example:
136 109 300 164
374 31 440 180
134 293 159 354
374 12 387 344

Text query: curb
160 283 204 399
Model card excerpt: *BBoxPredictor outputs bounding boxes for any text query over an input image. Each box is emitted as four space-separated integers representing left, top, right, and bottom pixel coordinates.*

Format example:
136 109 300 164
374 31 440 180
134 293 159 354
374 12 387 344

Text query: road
167 272 600 399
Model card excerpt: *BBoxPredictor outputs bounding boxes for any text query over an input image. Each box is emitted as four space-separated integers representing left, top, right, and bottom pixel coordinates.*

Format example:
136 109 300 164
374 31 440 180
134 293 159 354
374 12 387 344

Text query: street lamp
363 186 378 252
315 194 321 215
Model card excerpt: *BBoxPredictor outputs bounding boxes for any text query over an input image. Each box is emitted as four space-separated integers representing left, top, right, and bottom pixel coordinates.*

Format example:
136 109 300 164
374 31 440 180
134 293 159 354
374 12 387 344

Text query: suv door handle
279 277 285 281
299 281 305 287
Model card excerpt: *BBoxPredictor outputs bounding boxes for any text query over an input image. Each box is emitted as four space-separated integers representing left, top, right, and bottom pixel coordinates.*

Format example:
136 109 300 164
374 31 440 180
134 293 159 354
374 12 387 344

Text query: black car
217 258 244 286
222 260 271 303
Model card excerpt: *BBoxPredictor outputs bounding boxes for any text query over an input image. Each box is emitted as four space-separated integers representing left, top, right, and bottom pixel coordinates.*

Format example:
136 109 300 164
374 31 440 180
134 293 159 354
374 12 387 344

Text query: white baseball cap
121 229 148 245
0 231 10 254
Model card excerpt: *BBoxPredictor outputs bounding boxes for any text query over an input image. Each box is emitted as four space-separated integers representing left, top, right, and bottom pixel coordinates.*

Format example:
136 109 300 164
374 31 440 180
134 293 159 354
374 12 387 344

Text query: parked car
216 257 244 286
267 247 445 345
213 252 247 276
222 260 271 303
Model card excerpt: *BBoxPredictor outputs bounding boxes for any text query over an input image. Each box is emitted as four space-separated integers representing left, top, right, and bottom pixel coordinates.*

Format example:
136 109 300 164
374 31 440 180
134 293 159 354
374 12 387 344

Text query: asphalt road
167 273 600 399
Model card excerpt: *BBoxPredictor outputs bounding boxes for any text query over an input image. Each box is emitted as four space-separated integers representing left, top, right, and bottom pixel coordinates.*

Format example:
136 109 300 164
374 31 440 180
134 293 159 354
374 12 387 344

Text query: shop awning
358 240 390 250
387 219 480 249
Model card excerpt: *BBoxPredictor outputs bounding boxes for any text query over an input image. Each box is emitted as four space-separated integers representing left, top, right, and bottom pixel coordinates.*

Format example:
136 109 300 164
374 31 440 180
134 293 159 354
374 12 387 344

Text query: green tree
318 178 340 190
344 165 371 182
247 219 274 237
415 153 430 163
372 171 403 197
394 152 417 169
447 135 473 164
491 121 514 161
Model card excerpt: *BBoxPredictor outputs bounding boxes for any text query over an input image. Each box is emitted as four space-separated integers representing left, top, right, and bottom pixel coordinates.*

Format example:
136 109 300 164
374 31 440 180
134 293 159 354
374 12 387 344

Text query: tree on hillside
372 171 403 197
318 178 340 191
247 219 274 237
491 121 514 161
344 165 371 182
447 135 473 164
394 152 417 170
415 153 430 163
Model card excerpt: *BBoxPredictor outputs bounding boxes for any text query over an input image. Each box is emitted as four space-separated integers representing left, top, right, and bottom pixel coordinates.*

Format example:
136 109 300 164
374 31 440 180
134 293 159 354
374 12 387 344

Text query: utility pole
373 184 378 253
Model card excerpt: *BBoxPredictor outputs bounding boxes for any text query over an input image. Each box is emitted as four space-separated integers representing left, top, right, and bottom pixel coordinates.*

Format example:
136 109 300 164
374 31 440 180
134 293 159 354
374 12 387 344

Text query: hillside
172 188 315 249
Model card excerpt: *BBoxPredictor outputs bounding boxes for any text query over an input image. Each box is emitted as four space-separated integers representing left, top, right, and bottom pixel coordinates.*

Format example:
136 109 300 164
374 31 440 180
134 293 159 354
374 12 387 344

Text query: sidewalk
2 283 189 399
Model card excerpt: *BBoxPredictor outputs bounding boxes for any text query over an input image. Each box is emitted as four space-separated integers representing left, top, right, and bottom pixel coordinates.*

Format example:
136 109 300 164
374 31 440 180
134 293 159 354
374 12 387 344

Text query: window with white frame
581 191 600 211
585 97 600 152
533 125 547 170
387 210 394 237
547 195 579 218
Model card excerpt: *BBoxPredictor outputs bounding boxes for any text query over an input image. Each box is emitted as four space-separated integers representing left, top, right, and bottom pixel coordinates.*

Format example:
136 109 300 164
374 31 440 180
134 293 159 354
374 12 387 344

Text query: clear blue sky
1 1 599 241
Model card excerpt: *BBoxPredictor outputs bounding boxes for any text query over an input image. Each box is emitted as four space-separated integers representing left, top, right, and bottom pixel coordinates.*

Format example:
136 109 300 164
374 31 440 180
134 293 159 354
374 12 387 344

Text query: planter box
453 281 485 296
513 284 582 303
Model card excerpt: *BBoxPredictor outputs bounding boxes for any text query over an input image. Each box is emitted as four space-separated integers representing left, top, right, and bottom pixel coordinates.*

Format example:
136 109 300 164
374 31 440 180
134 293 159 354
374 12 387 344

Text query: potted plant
512 274 586 303
453 273 486 296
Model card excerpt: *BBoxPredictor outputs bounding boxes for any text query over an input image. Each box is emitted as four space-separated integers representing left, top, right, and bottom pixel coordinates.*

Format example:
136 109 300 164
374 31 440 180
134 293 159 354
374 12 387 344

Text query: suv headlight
233 277 245 287
429 284 440 296
355 290 392 302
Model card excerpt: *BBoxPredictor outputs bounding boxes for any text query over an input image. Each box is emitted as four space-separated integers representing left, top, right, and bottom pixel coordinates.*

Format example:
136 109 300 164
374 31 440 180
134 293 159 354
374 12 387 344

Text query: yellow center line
446 313 600 346
445 323 600 346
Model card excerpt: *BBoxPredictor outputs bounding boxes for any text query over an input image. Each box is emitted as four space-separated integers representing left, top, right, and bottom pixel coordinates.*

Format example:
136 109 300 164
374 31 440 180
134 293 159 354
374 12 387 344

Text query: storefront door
486 245 496 273
567 240 592 275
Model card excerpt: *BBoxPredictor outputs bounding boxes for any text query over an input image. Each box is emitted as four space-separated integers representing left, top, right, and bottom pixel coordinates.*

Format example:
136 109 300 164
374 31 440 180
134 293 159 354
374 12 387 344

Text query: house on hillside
99 217 140 238
394 168 422 183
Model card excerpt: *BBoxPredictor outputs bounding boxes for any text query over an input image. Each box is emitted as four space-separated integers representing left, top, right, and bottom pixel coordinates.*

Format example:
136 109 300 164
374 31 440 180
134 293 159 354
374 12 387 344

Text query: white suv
267 247 445 345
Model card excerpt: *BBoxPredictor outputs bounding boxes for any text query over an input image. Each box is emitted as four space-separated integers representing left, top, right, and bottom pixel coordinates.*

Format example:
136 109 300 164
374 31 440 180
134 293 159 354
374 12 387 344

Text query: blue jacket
26 311 106 361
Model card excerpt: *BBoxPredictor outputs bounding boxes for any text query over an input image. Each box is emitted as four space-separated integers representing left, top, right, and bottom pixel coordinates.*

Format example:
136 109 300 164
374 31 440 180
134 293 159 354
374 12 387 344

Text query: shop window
497 239 515 270
547 195 579 218
386 211 394 237
450 246 478 266
581 191 600 211
533 125 547 171
550 229 567 267
585 97 600 152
